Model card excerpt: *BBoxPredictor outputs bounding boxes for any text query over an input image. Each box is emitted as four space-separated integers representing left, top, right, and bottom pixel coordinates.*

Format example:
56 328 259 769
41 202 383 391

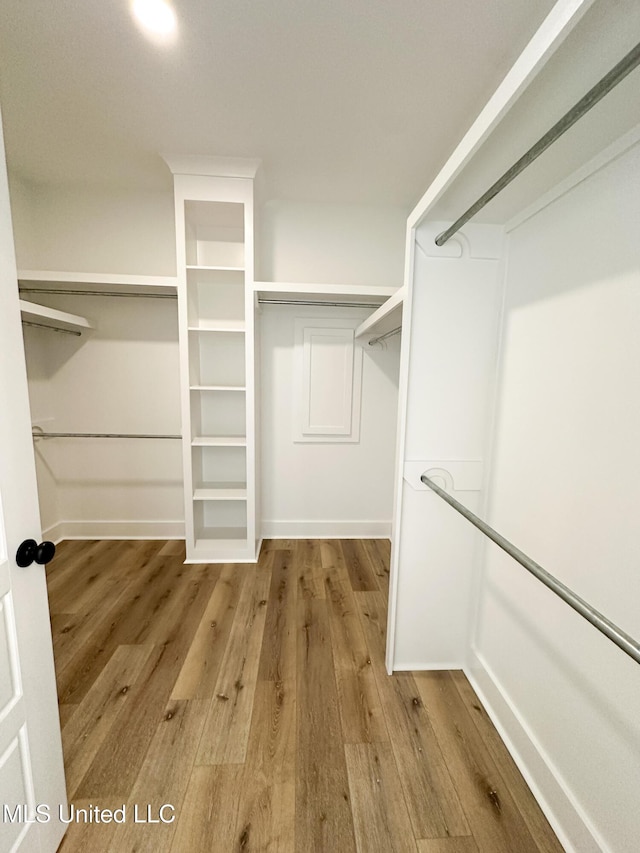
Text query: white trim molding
43 520 185 543
261 520 391 539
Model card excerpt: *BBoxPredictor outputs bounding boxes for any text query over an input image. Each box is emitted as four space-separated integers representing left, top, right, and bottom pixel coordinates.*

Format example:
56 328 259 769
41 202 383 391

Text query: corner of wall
465 649 605 853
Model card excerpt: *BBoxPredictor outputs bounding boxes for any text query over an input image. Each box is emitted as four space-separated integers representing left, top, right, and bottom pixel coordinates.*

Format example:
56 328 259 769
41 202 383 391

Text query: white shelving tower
166 158 260 563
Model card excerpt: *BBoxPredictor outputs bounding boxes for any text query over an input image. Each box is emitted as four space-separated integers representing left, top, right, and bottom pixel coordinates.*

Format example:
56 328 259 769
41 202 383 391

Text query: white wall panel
294 321 362 442
391 223 503 668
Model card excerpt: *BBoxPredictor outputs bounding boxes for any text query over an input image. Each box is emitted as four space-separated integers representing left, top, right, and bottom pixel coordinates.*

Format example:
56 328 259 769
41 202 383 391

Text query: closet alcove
20 273 183 542
13 183 406 552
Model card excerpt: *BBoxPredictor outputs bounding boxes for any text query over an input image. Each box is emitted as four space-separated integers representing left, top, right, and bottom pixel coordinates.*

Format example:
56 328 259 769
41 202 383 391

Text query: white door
0 109 67 851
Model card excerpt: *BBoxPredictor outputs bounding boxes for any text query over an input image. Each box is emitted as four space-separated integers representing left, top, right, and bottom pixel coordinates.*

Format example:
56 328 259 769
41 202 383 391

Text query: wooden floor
47 538 563 853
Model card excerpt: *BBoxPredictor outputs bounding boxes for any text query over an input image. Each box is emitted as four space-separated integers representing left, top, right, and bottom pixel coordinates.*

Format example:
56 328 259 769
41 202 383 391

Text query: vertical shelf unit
167 159 260 562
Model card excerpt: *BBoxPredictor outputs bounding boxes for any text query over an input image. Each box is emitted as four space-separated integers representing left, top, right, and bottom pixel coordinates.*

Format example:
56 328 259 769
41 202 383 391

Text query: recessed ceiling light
131 0 177 44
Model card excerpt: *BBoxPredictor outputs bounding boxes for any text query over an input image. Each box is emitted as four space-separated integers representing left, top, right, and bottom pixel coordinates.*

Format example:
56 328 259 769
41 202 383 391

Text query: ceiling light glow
132 0 177 43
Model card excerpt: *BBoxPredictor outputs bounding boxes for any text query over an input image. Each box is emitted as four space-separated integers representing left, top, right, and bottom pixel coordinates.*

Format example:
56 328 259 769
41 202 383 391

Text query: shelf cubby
186 267 245 327
190 388 246 441
184 200 245 268
191 445 247 492
188 330 246 387
193 499 247 542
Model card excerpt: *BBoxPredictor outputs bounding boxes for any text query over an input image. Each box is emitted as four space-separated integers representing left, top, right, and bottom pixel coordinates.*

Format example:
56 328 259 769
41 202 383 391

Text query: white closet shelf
188 322 245 333
18 269 178 295
193 530 248 548
186 264 244 272
254 281 398 305
191 436 247 447
193 487 247 501
19 300 94 334
355 286 405 340
189 385 246 392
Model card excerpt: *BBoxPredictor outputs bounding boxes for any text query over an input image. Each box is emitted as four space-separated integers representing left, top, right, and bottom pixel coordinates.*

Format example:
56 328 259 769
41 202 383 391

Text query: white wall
7 174 35 268
257 199 405 537
260 305 400 537
257 199 406 286
21 327 59 533
471 141 640 851
8 177 176 275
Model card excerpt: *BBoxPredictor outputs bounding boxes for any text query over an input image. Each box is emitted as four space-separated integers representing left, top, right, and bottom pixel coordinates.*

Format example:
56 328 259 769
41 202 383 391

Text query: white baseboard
261 520 392 539
43 520 389 544
392 661 465 672
464 649 604 853
42 520 185 543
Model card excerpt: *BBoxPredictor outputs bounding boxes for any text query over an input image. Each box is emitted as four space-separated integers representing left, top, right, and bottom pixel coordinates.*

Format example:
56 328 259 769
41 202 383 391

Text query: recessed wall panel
293 319 362 443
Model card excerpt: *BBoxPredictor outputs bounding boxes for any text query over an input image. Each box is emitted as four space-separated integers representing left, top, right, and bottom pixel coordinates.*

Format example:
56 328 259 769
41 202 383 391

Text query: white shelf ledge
186 264 244 273
193 487 247 501
189 385 246 392
355 286 405 341
19 300 94 334
18 269 178 295
191 436 247 447
188 321 245 333
254 281 397 305
192 531 250 553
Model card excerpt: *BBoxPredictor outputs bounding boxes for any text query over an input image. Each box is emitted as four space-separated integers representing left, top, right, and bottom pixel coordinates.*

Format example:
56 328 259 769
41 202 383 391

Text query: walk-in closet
1 0 639 850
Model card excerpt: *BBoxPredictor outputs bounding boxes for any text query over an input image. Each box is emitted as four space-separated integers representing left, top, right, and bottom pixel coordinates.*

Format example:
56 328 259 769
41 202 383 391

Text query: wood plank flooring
47 538 563 852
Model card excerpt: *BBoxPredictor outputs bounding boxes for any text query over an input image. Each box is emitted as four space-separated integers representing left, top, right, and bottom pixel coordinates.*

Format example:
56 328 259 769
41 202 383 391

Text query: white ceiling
0 0 557 208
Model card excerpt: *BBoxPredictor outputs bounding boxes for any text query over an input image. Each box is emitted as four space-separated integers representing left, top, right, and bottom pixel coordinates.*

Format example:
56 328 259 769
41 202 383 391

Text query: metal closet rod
421 473 640 666
32 431 181 440
258 298 381 308
369 326 402 346
22 320 81 337
19 288 177 299
435 40 640 246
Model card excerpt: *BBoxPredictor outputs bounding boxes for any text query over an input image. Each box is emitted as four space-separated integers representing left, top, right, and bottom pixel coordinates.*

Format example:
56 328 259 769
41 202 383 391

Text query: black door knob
16 539 56 568
35 541 56 565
